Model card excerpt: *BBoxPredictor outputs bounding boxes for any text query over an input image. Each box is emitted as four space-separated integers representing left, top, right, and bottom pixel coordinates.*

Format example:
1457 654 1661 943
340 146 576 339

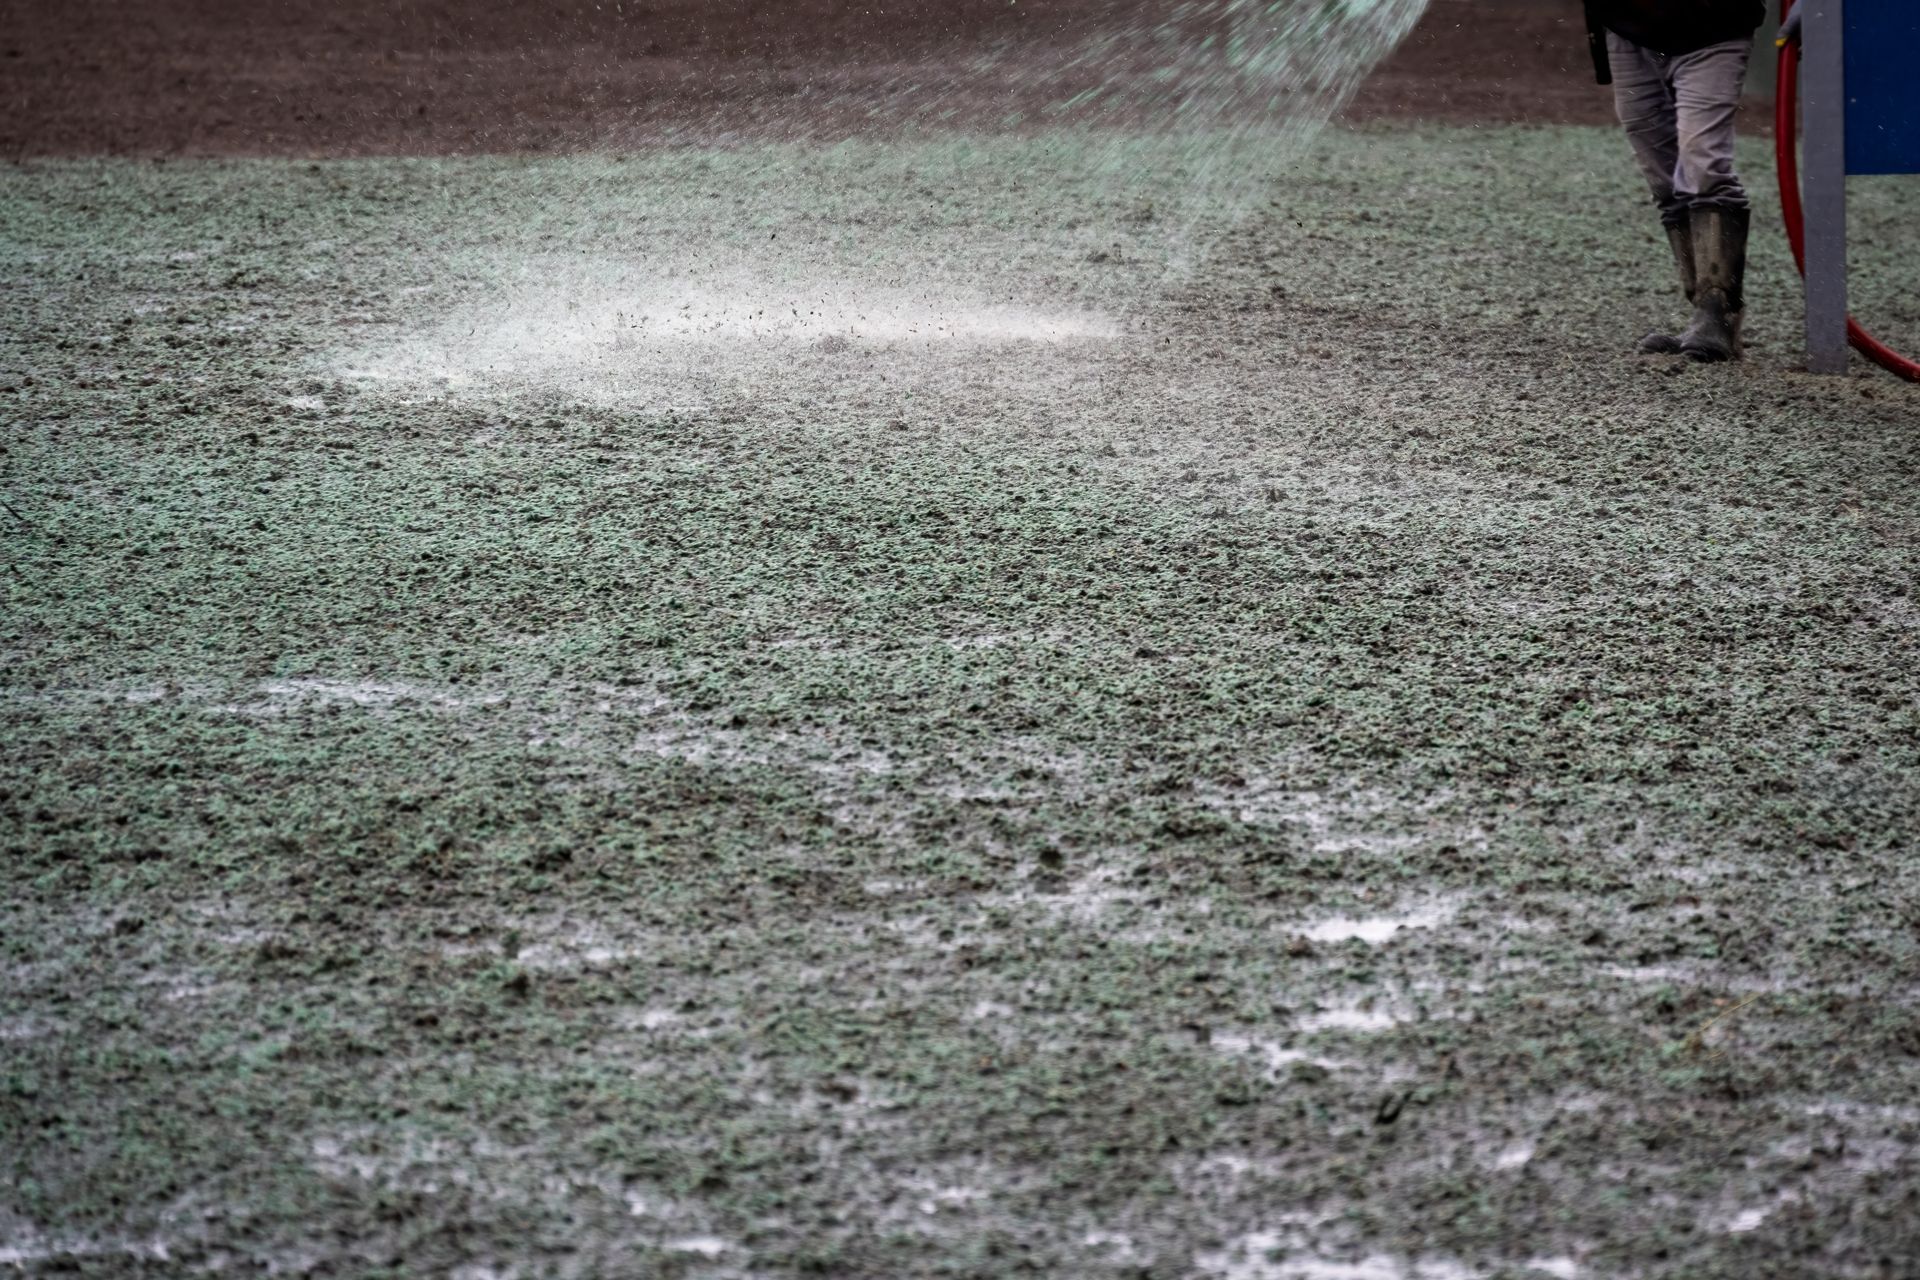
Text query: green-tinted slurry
2 129 1917 1277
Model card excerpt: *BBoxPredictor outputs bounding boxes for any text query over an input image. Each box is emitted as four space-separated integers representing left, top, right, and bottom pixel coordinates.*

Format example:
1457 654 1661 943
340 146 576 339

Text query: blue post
1844 0 1920 176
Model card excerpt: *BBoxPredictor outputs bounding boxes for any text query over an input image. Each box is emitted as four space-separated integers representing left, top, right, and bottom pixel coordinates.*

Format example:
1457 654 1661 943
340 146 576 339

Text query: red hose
1774 0 1920 380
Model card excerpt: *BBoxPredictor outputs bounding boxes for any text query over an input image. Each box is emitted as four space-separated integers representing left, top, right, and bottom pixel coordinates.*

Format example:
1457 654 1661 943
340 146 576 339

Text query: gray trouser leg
1608 33 1752 227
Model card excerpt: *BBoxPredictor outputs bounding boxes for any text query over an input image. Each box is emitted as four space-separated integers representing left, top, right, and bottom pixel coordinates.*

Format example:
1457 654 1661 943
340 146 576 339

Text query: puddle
626 1191 676 1218
254 677 507 711
1598 963 1691 984
0 684 175 707
1713 1186 1805 1236
665 1236 733 1257
913 1185 987 1216
0 1232 174 1268
493 916 680 974
1600 963 1792 997
310 1134 391 1182
1212 1032 1349 1076
1290 997 1413 1036
984 867 1142 924
0 1015 55 1042
1195 1232 1480 1280
1796 1099 1920 1125
624 722 892 784
307 1124 654 1221
516 941 647 970
1524 1261 1580 1279
625 724 767 769
1083 1229 1143 1262
1295 1005 1402 1034
1488 1141 1536 1171
1179 1153 1304 1195
1299 902 1454 946
1196 779 1475 859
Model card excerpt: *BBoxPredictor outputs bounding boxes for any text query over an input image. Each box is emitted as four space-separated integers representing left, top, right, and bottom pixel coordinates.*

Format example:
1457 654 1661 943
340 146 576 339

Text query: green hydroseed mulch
2 126 1917 1277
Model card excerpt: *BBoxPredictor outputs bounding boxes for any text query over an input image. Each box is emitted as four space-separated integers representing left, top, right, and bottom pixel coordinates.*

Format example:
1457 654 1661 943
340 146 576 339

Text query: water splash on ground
334 0 1428 403
343 259 1122 404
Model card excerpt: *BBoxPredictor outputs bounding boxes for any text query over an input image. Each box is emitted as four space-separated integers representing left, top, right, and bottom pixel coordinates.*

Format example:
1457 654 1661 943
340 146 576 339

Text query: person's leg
1608 33 1686 226
1669 38 1753 211
1670 38 1754 361
1608 33 1694 353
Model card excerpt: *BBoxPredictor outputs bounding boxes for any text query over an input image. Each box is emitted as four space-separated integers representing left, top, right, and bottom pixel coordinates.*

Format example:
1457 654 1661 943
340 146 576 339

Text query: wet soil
2 123 1918 1276
4 0 1636 158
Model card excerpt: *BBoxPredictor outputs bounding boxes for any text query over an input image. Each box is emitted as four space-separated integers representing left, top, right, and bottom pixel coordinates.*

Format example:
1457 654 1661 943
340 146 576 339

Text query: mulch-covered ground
5 3 1914 1278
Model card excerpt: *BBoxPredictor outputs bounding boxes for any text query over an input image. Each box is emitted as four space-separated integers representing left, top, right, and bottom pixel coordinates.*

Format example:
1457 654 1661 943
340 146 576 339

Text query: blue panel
1846 0 1920 175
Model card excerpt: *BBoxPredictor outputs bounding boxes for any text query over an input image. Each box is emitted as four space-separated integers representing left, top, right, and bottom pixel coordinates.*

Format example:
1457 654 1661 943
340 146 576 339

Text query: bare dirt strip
4 0 1634 158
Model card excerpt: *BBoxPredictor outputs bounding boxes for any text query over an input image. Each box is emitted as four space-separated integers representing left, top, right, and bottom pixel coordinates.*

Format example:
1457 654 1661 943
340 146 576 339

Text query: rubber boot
1680 206 1749 363
1637 223 1696 354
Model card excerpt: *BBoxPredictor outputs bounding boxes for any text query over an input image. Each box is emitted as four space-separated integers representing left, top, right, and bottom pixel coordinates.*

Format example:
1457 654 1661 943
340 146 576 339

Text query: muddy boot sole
1681 297 1741 362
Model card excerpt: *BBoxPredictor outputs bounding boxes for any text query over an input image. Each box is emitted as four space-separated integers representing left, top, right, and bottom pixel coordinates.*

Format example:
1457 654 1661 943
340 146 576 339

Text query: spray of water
968 0 1431 140
955 0 1434 283
341 0 1430 405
